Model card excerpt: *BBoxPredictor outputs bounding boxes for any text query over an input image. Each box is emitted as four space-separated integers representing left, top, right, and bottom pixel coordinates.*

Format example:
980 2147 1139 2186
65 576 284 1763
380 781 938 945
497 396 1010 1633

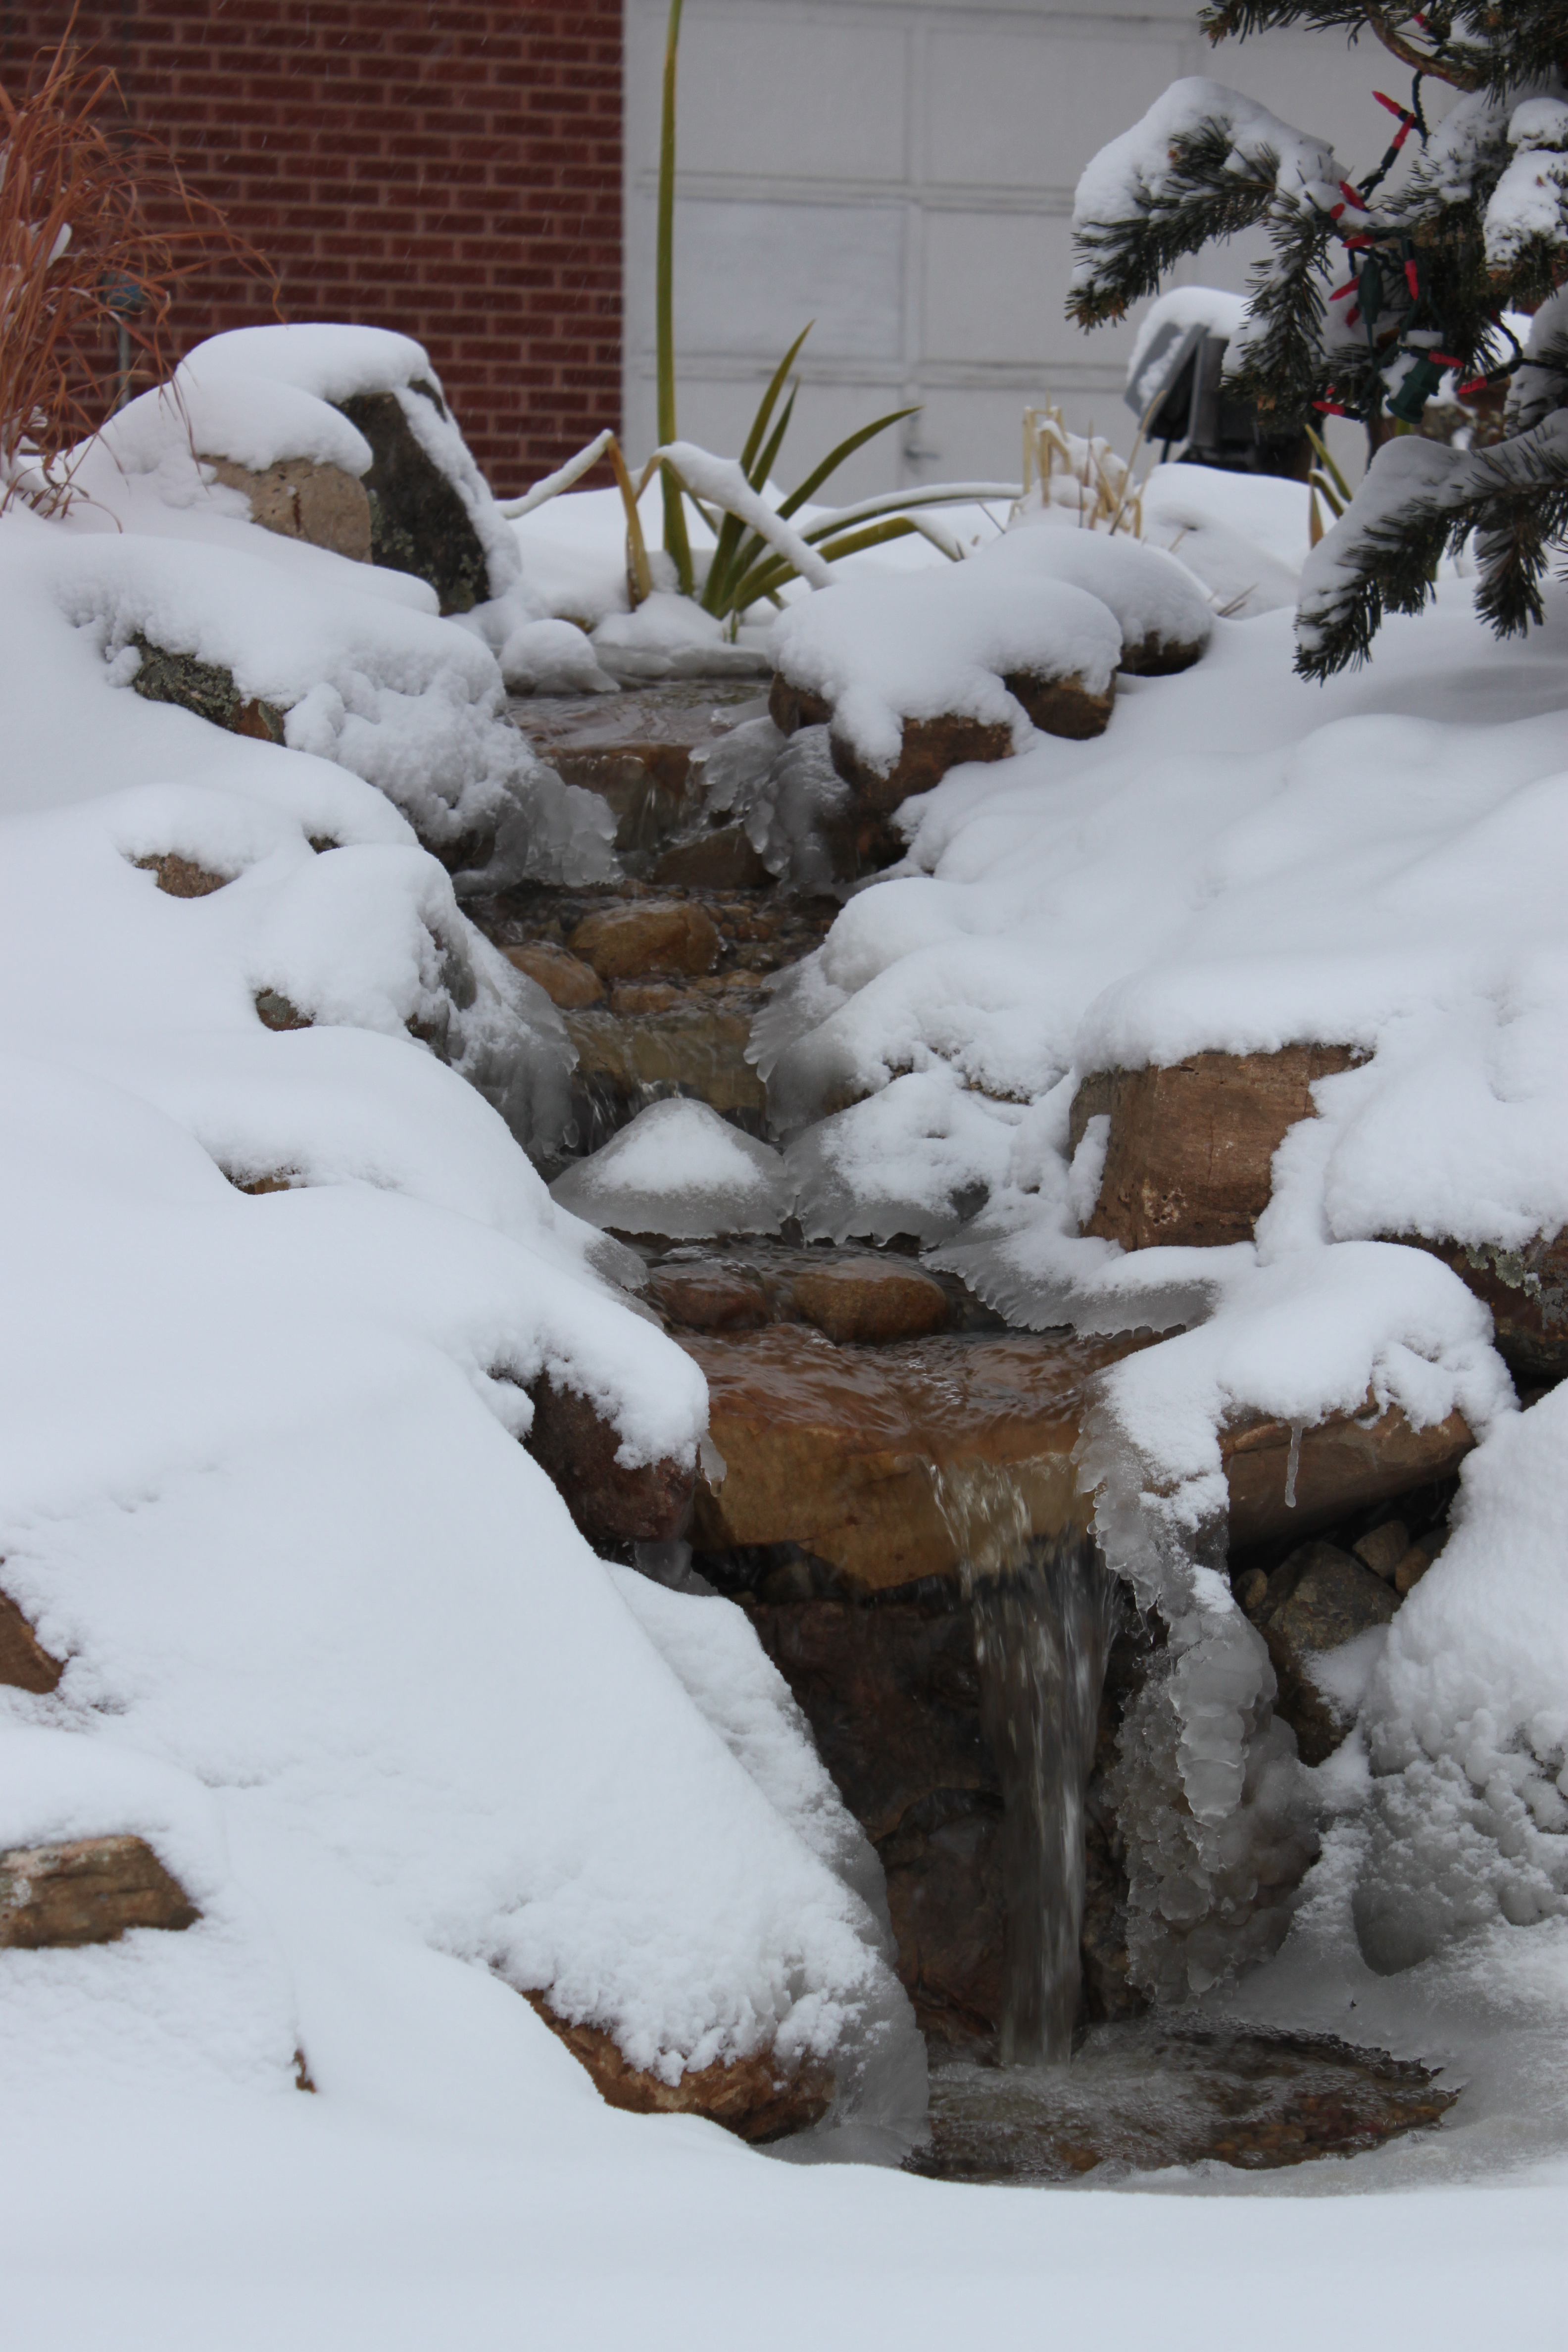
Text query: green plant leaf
704 383 800 613
778 406 921 519
724 515 919 616
656 0 693 593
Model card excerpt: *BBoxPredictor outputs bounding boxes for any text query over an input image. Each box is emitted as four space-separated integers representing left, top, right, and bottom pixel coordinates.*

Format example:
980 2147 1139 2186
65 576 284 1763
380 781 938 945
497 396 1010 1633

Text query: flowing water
933 1466 1119 2068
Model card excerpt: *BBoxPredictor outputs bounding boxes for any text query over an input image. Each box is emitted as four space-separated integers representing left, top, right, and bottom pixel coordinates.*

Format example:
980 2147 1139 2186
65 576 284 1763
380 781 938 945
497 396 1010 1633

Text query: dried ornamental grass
0 25 275 515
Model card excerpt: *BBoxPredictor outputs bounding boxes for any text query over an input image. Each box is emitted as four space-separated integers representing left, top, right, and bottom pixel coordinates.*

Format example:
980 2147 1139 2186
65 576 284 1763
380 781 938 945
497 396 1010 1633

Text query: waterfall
933 1467 1118 2068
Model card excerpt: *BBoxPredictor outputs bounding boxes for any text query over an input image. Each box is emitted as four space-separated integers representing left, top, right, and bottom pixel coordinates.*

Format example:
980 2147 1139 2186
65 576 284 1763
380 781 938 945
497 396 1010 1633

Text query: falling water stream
933 1466 1118 2068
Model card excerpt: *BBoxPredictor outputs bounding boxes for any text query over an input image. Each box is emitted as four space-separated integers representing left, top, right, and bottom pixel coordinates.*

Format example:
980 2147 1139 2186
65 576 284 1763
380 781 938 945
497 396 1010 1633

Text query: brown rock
829 714 1016 815
133 852 230 898
564 1001 766 1133
1003 669 1117 739
1224 1400 1472 1552
255 989 312 1032
0 1590 62 1693
648 1261 771 1331
609 981 686 1015
682 1326 1151 1596
651 826 773 892
786 1258 951 1346
502 942 604 1008
1077 1046 1359 1249
526 1994 831 2141
1395 1529 1447 1596
768 673 833 735
1406 1232 1568 1383
1117 630 1208 678
1255 1541 1397 1764
569 899 721 982
205 455 372 564
524 1377 694 1550
1353 1521 1410 1581
0 1836 198 1949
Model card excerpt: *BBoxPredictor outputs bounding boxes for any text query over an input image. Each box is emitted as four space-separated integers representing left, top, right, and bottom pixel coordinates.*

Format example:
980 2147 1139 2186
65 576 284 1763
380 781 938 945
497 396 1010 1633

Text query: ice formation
550 1097 795 1238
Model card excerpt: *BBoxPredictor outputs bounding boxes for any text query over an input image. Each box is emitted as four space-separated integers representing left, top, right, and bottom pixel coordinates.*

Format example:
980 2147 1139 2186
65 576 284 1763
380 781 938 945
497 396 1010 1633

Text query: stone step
679 1323 1474 1600
0 1836 198 1949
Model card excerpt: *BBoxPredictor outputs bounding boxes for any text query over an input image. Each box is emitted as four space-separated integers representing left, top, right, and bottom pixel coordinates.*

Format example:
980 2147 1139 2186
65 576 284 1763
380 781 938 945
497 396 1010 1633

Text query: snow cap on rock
551 1098 794 1238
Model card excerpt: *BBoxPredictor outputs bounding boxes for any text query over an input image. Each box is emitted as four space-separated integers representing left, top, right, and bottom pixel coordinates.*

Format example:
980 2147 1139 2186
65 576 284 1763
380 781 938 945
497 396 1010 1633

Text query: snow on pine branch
1069 79 1343 325
1484 97 1568 274
1296 410 1568 675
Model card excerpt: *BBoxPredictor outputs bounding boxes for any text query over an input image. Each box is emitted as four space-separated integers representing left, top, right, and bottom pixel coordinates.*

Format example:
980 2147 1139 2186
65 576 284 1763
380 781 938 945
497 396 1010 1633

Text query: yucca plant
0 24 275 515
503 0 1024 621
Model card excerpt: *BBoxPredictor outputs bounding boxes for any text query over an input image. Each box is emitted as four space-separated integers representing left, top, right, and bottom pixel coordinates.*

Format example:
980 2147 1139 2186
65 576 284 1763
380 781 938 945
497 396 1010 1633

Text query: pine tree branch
1069 121 1280 327
1295 412 1568 676
1363 4 1483 91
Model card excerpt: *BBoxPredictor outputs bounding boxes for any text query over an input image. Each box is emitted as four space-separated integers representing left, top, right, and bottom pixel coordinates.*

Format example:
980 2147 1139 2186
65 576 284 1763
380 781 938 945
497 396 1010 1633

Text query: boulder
255 989 312 1033
1253 1540 1397 1763
683 1320 1472 1596
204 455 372 563
564 1000 767 1138
524 1376 694 1551
131 635 286 746
648 1260 772 1331
1224 1398 1472 1550
769 671 1114 815
785 1258 951 1346
501 942 605 1008
0 1836 198 1948
133 852 230 899
1407 1232 1568 1384
748 1586 1148 2051
568 899 721 981
681 1326 1150 1596
650 826 773 892
1075 1046 1359 1249
335 385 492 614
526 1994 831 2141
0 1591 62 1693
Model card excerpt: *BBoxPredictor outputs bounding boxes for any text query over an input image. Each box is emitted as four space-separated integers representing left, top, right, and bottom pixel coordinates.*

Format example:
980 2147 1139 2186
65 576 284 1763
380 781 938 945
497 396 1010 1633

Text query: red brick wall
2 2 624 491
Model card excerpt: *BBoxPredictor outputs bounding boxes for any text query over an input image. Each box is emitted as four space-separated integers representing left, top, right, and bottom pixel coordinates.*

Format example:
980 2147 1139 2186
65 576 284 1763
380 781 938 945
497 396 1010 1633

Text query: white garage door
623 0 1400 496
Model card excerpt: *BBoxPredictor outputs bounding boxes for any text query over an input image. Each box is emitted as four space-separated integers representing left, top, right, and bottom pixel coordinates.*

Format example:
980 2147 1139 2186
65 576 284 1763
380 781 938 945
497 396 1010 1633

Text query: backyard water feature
473 672 1464 2179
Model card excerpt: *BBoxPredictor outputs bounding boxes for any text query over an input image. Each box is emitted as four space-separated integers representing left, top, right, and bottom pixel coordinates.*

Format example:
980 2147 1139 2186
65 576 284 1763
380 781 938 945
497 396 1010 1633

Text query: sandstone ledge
526 1994 831 2141
0 1836 198 1949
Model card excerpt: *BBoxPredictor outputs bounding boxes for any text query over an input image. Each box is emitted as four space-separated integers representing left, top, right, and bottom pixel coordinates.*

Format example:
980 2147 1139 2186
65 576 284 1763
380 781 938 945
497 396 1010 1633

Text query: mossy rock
335 382 491 615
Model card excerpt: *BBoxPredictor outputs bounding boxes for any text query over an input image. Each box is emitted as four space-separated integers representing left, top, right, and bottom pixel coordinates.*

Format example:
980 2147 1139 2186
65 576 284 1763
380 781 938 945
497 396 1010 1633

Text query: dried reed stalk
0 19 276 515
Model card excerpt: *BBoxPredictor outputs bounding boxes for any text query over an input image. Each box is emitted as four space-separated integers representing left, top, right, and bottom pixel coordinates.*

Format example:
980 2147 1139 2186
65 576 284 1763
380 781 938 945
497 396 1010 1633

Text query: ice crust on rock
551 1098 795 1239
771 539 1123 776
696 717 857 896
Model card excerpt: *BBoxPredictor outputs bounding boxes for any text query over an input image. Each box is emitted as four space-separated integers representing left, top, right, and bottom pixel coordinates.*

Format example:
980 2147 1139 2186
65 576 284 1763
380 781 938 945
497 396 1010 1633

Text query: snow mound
771 541 1123 776
0 491 921 2149
500 617 617 695
988 523 1214 663
552 1098 794 1238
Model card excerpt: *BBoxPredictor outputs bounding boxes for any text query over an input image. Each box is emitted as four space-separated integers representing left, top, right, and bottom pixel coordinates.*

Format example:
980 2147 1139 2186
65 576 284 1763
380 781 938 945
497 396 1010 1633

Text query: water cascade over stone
934 1466 1119 2067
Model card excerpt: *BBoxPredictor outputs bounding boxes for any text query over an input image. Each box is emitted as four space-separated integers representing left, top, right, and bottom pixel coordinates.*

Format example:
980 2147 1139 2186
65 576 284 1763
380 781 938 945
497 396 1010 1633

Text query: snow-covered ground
3 326 1568 2344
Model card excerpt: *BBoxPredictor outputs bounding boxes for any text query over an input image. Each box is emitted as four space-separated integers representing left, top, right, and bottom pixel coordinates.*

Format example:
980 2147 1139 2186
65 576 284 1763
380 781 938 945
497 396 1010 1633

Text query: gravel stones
568 898 721 981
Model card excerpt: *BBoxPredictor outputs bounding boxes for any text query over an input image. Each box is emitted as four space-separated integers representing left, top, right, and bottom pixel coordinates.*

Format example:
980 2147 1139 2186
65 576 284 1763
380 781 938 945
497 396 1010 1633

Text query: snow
1072 79 1340 279
1484 96 1568 269
0 415 922 2196
990 522 1214 658
1126 286 1248 417
772 535 1123 774
551 1097 795 1238
756 550 1568 1995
